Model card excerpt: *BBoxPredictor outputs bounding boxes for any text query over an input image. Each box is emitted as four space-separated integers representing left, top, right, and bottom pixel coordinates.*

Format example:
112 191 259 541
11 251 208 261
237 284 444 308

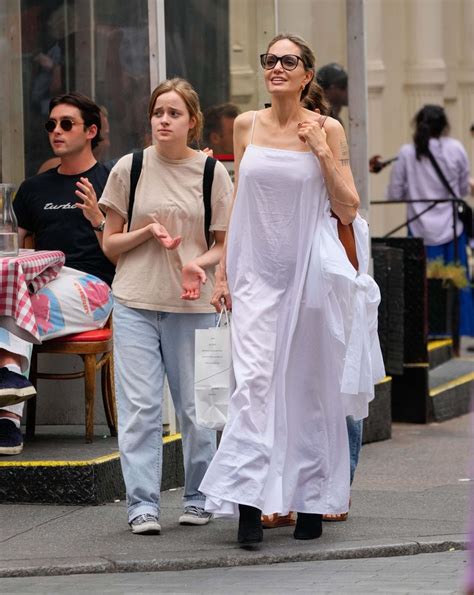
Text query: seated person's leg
0 402 25 455
0 330 34 406
31 267 113 341
0 330 34 455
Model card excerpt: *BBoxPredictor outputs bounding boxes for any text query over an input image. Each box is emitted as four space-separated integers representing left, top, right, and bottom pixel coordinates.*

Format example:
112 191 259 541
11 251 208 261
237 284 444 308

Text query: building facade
2 1 473 209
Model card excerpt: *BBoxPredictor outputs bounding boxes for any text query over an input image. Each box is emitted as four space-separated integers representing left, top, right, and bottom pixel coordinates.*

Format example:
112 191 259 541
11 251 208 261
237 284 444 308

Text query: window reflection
165 0 230 114
21 0 150 176
165 0 275 170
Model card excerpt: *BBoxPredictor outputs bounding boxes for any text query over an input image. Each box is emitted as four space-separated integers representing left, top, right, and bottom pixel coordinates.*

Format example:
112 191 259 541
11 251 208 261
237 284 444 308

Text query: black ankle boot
238 504 263 547
293 512 323 540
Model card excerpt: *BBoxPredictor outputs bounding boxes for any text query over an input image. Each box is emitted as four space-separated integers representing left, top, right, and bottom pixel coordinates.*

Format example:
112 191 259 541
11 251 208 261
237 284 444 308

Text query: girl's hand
181 261 207 300
149 217 181 250
210 269 232 311
297 119 328 156
202 147 214 157
75 177 104 227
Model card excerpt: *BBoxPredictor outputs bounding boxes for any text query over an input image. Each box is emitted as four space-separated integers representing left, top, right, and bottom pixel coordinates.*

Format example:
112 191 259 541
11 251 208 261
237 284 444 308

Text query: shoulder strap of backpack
128 150 144 232
203 156 217 248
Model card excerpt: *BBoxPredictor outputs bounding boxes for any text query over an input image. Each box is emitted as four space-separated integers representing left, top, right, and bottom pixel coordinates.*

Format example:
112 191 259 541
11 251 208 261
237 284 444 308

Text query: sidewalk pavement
0 414 472 579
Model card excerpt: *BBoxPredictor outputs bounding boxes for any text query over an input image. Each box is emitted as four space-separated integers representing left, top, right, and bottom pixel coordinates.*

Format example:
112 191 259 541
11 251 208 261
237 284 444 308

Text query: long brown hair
266 33 329 115
148 78 203 144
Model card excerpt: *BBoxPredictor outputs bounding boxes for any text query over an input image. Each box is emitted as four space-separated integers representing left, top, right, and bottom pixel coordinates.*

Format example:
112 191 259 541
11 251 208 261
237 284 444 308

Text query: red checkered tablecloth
0 250 65 343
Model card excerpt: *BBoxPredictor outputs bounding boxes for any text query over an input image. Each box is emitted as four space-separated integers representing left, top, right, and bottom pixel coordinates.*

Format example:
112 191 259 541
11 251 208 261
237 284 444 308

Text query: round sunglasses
260 53 305 71
44 118 85 133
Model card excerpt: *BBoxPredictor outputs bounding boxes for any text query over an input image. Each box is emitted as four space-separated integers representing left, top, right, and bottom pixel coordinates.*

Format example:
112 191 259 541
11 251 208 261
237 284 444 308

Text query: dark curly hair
49 92 102 150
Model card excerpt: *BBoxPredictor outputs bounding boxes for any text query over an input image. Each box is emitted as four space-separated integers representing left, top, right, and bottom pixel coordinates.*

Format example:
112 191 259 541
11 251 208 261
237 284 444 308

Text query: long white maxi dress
200 121 385 517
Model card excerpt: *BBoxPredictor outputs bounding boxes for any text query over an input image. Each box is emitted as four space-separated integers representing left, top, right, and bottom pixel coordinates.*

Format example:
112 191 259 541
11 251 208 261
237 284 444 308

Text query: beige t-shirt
99 146 233 312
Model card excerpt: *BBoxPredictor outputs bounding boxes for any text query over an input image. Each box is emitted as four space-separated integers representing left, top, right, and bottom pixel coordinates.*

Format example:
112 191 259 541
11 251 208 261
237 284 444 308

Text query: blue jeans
113 302 217 522
347 416 363 485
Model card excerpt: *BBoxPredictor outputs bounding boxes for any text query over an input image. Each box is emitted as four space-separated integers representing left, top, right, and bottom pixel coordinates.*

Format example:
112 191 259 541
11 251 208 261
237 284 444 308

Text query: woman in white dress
199 33 384 547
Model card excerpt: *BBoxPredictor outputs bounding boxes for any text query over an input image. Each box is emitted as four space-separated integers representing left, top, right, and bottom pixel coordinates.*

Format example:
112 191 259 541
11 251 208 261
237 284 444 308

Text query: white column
405 0 446 121
459 0 474 167
366 0 385 204
346 0 369 216
229 0 258 109
148 0 166 90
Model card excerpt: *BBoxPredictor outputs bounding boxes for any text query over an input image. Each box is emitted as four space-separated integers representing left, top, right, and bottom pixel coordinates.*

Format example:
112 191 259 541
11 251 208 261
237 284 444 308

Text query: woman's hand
181 261 207 300
75 177 104 228
297 119 328 157
149 218 181 250
210 267 232 312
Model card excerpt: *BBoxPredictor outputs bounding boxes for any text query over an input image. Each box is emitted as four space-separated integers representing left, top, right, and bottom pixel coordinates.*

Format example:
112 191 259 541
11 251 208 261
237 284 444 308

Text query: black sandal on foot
293 512 323 540
238 504 263 548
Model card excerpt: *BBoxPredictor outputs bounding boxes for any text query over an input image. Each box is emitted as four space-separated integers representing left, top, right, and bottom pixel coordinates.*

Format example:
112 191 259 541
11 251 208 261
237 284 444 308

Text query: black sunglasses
44 118 85 133
260 53 305 71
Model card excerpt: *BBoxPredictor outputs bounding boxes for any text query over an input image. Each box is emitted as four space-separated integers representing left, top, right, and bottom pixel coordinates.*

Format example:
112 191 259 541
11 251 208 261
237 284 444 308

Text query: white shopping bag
194 306 233 431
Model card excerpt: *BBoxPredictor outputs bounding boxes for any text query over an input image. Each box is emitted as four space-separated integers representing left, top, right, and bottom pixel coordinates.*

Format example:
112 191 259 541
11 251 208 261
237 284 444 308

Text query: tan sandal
322 497 351 522
322 511 349 522
261 511 296 529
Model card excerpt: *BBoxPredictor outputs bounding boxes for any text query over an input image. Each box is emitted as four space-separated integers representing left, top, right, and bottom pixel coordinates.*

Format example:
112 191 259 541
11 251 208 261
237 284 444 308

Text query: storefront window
2 0 276 182
165 0 275 164
20 0 151 176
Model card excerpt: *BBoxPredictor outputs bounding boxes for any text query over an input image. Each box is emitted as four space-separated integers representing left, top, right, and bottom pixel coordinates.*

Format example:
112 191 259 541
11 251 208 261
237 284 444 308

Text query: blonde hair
148 78 203 144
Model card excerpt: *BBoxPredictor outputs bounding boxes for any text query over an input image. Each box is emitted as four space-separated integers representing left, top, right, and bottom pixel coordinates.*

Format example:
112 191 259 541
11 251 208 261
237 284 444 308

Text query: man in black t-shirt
0 92 114 455
14 161 114 286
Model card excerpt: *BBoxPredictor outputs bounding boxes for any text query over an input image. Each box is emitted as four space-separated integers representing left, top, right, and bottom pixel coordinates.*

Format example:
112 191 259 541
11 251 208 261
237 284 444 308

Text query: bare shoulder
322 116 345 134
234 111 256 133
299 109 344 135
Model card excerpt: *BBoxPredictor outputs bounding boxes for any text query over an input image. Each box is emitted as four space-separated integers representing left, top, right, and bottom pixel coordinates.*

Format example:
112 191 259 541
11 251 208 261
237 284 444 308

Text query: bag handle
216 300 230 327
425 148 472 228
426 148 458 199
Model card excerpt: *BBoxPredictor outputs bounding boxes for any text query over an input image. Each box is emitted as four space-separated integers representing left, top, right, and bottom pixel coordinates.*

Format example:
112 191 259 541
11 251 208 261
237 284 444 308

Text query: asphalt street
0 551 467 594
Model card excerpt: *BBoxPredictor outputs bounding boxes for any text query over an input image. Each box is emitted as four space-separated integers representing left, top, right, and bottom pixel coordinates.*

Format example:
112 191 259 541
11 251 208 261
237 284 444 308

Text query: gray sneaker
179 506 213 526
129 514 161 535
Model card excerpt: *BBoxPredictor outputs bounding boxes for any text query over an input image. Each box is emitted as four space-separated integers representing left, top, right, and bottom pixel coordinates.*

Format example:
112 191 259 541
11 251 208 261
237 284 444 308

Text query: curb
0 538 467 579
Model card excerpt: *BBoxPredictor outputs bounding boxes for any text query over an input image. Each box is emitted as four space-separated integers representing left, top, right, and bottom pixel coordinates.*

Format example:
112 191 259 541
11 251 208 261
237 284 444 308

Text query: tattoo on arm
339 139 350 167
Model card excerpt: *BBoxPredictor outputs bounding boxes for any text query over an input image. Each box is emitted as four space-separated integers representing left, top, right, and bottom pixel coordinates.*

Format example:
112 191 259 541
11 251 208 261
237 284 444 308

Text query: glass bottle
0 184 19 257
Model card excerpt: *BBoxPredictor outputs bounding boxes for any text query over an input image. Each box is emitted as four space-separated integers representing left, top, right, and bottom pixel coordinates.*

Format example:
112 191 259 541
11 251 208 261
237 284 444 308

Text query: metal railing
370 198 464 261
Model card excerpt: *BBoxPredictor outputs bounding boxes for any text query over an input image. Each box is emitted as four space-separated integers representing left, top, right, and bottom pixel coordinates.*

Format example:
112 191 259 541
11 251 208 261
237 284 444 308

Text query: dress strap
249 111 258 144
318 115 328 128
